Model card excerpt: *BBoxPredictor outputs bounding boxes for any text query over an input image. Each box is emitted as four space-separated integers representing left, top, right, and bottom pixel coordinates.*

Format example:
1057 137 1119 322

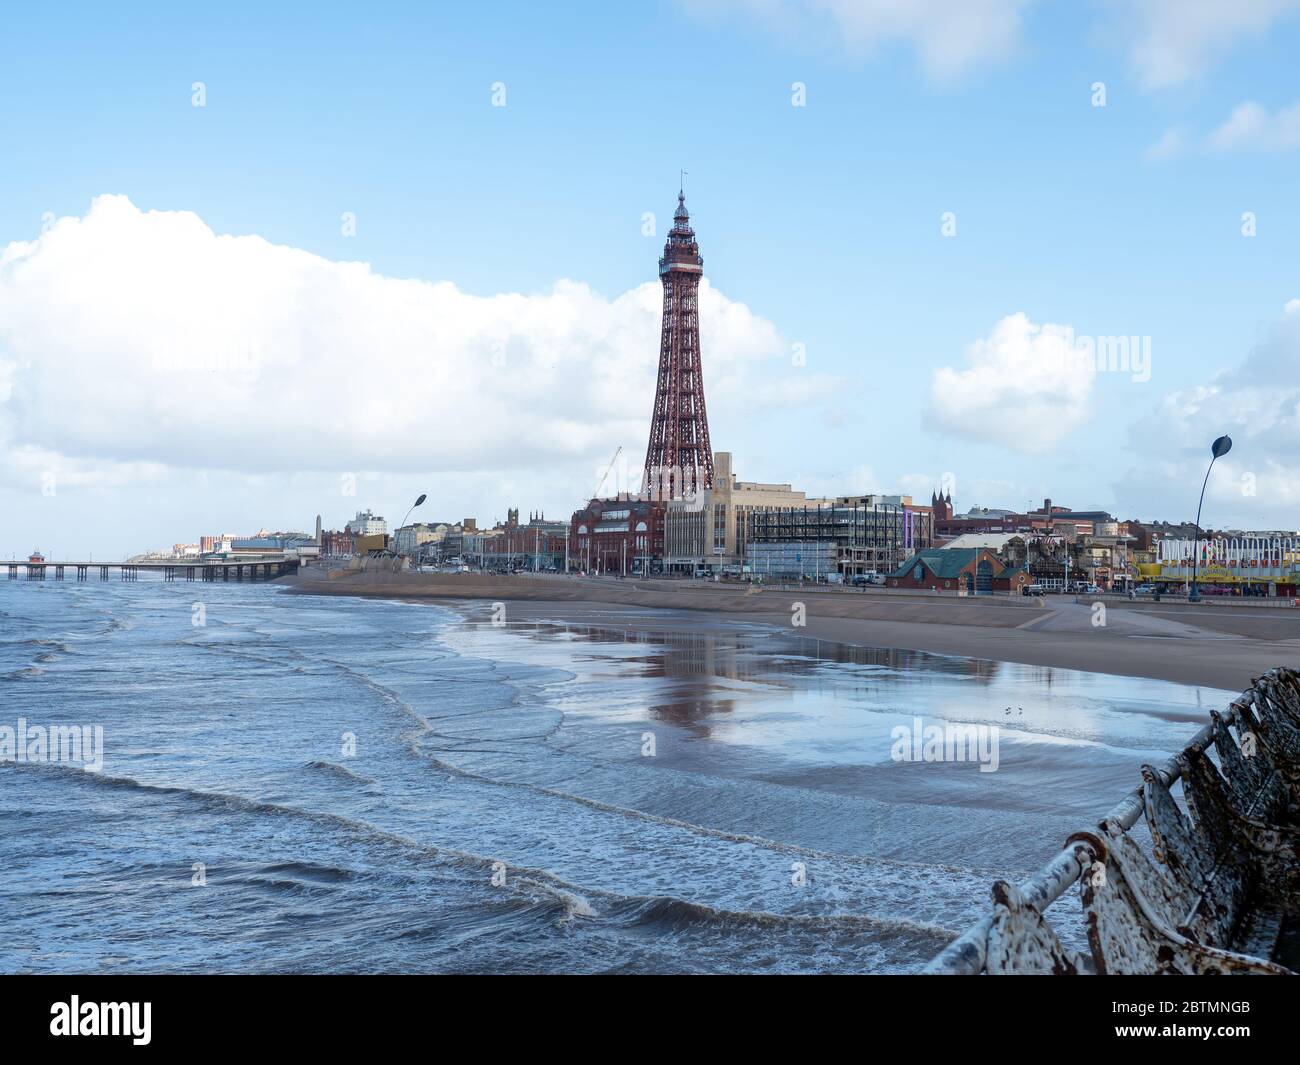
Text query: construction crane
593 446 622 500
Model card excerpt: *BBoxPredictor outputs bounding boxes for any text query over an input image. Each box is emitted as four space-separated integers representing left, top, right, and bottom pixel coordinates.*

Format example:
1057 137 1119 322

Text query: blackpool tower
642 191 714 500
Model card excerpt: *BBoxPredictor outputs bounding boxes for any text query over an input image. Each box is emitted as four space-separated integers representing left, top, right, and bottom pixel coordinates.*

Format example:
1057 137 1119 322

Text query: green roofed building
886 548 1030 596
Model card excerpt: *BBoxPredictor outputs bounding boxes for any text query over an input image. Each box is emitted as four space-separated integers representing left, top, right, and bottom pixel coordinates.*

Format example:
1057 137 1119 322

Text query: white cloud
1148 100 1300 159
0 195 798 495
1207 100 1300 151
682 0 1033 80
925 313 1096 453
1121 0 1300 89
1145 123 1192 160
1114 301 1300 525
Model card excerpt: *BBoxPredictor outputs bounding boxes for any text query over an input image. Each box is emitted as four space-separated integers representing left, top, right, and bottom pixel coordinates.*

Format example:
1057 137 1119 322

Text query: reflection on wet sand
439 604 1231 893
488 620 1007 733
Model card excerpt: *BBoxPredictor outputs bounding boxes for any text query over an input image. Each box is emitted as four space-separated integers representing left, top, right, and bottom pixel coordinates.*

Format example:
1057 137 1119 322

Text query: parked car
850 573 885 586
1023 584 1046 596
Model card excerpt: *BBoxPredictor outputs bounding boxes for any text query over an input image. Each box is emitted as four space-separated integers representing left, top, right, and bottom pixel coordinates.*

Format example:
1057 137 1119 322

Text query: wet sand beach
286 568 1300 692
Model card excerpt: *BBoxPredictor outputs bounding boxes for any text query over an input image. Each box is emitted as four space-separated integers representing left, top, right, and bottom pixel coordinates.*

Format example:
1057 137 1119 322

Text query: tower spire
643 189 713 499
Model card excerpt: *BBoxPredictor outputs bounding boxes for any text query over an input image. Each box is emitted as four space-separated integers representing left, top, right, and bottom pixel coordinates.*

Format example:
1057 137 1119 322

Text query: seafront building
661 452 811 573
345 510 387 537
745 496 933 579
482 511 568 571
1142 535 1300 597
320 528 356 558
570 496 665 574
392 521 447 557
886 548 1030 595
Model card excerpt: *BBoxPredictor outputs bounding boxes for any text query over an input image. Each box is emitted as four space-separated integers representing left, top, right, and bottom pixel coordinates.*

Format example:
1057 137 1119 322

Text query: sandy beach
285 568 1300 691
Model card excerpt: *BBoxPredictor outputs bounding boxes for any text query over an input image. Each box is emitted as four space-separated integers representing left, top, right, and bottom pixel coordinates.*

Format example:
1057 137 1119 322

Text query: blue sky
2 1 1299 556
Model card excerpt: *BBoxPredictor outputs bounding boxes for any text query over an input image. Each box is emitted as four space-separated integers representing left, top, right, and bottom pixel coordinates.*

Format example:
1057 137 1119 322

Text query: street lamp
398 494 427 558
1190 436 1232 603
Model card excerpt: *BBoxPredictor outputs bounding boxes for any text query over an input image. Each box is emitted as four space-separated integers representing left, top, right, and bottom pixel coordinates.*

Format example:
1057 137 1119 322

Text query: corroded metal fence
925 667 1300 975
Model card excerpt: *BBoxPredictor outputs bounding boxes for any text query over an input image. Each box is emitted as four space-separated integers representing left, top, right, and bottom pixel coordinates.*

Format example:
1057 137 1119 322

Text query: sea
0 578 1233 973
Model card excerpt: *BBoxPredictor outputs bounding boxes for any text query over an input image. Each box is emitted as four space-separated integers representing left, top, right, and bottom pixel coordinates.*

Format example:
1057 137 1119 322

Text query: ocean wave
5 761 600 915
604 893 956 940
222 860 359 892
304 760 376 785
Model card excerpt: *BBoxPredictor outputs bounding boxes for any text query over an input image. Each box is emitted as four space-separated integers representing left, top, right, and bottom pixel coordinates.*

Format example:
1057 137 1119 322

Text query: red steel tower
642 192 714 500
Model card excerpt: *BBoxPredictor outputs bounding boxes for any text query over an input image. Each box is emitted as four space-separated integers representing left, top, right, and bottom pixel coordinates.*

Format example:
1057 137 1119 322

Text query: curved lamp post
397 494 428 559
1190 436 1231 603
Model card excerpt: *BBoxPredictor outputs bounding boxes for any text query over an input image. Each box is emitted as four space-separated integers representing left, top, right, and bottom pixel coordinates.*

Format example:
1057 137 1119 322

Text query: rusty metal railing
924 667 1300 974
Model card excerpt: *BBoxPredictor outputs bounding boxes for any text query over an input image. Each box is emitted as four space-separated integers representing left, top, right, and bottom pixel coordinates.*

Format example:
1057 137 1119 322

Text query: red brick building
482 511 568 570
886 548 1030 595
570 497 665 575
320 529 356 557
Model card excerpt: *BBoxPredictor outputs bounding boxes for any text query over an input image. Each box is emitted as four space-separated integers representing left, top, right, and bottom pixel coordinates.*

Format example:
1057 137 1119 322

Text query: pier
2 558 299 583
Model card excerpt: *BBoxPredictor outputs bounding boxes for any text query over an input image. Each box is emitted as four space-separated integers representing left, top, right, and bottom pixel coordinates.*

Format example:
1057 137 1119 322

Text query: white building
346 510 387 537
392 522 445 556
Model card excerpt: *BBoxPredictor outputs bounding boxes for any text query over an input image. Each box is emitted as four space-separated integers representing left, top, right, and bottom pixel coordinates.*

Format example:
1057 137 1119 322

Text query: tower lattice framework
642 192 714 499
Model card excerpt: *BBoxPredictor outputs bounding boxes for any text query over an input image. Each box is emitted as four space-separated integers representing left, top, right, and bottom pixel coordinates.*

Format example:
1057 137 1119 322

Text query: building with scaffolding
744 497 933 579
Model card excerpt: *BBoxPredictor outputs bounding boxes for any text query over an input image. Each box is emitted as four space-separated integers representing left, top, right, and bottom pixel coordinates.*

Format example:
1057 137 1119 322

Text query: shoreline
282 569 1300 691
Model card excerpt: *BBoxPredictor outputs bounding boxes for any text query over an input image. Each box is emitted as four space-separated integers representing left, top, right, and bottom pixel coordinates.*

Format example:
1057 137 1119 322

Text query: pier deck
2 559 299 582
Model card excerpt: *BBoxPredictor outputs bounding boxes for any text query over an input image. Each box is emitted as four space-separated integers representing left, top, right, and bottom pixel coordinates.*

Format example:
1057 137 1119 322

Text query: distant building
930 490 953 521
570 497 665 574
1138 533 1299 596
934 505 1032 542
346 510 387 537
392 522 445 557
886 548 1030 595
320 529 356 557
938 533 1021 553
745 496 932 577
353 533 389 555
483 512 568 570
662 451 813 572
230 534 315 553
